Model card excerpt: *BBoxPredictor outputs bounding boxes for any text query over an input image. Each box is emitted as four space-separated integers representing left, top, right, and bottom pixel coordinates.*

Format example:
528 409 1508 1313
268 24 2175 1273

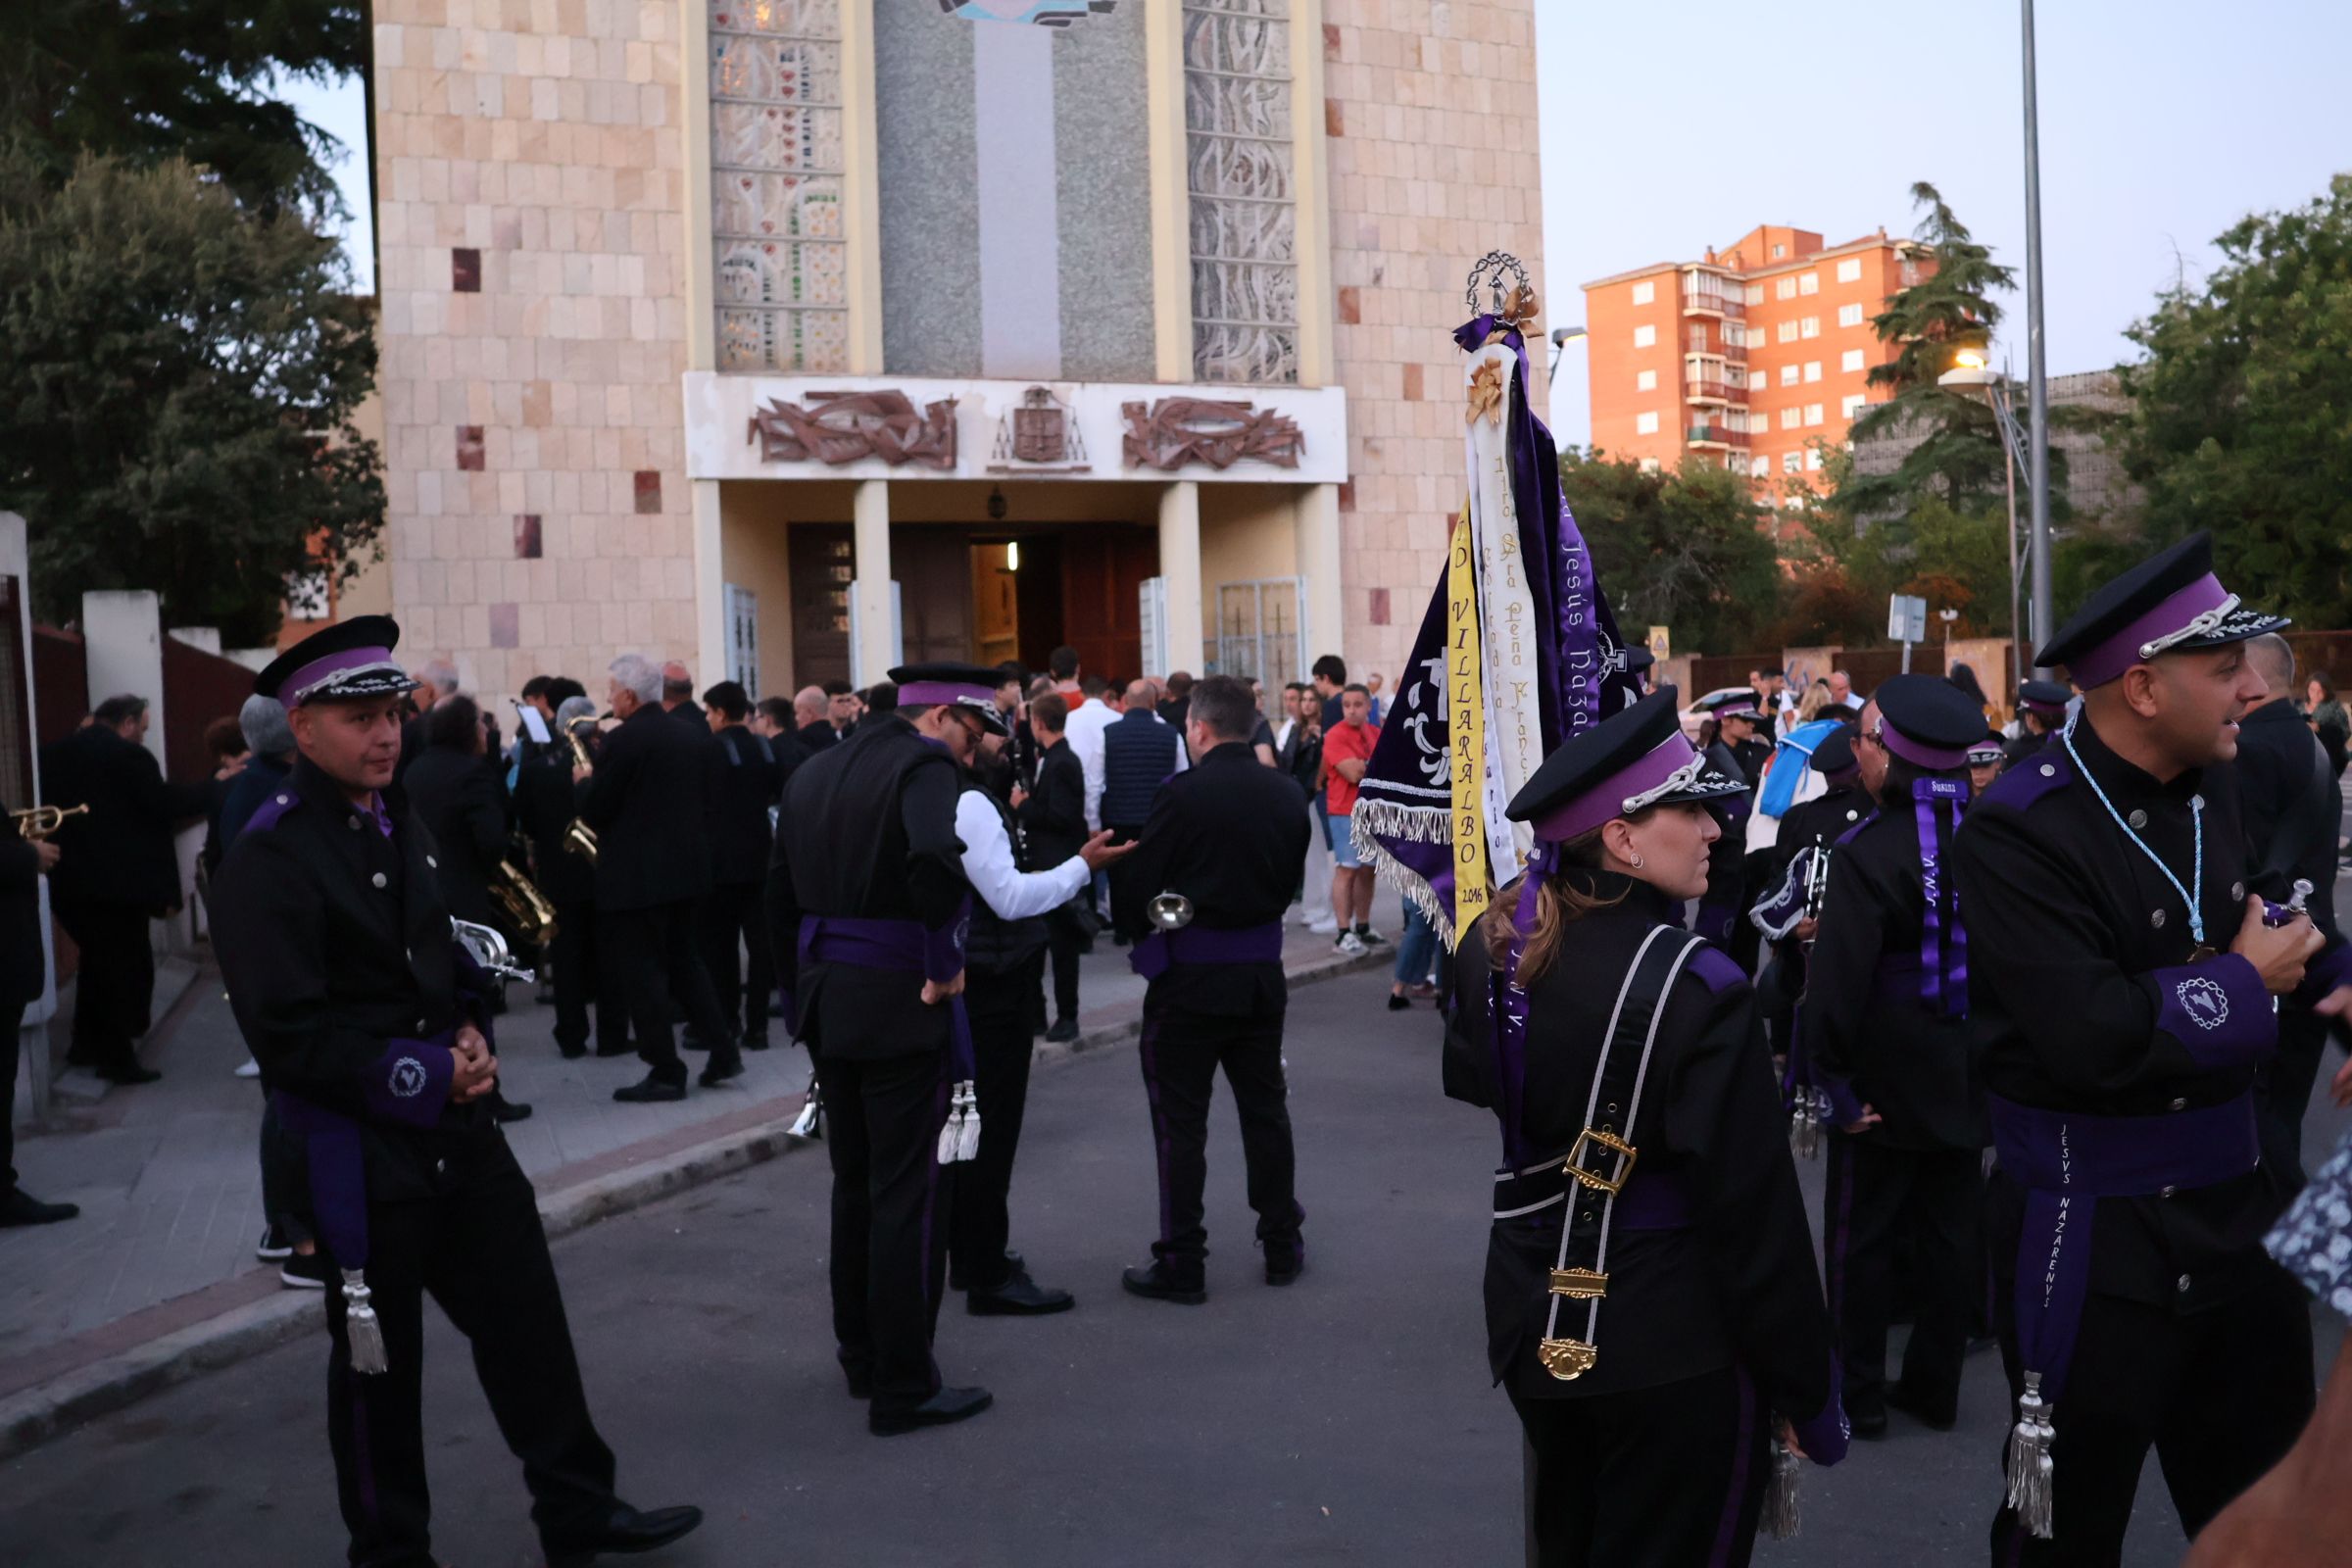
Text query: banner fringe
1352 810 1461 949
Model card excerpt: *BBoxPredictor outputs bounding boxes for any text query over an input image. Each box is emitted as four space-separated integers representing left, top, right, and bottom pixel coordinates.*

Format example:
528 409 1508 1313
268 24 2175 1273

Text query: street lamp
2019 0 2054 678
1548 323 1588 380
1937 355 2031 692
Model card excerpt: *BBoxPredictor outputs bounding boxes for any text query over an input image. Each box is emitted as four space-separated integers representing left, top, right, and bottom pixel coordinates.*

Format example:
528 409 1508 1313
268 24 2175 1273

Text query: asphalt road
3 968 2343 1567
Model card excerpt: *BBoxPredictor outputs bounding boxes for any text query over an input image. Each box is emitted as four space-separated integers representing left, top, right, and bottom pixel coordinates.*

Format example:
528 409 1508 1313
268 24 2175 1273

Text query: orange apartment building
1582 224 1932 503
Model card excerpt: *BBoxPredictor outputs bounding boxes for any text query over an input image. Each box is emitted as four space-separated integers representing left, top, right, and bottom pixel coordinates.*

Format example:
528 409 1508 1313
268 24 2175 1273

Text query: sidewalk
0 915 1396 1456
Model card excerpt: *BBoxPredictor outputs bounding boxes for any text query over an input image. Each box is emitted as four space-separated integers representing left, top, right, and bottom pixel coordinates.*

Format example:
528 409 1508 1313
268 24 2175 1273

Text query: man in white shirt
950 719 1133 1315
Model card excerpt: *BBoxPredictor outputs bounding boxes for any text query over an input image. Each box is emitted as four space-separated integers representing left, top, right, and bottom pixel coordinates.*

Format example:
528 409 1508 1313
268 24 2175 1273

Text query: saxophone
563 717 601 864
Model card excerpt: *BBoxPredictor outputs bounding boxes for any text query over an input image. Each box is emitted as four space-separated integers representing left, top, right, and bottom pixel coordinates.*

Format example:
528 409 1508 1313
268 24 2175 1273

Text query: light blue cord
2061 713 2204 945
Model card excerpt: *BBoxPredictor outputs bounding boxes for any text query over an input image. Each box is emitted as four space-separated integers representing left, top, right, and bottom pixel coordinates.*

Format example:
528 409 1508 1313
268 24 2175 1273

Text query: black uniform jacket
576 703 716 912
0 836 45 1005
40 724 205 912
1699 741 1754 909
1109 742 1309 1017
708 724 783 887
514 747 594 907
2235 697 2339 931
1771 782 1870 889
398 744 507 927
2001 725 2056 770
765 714 969 1061
1799 804 1987 1151
1017 737 1088 870
1951 713 2293 1313
1449 874 1836 1412
211 757 510 1205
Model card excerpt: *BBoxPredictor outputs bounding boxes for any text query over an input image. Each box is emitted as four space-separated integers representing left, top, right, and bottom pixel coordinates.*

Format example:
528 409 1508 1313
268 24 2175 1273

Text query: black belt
1527 925 1703 1382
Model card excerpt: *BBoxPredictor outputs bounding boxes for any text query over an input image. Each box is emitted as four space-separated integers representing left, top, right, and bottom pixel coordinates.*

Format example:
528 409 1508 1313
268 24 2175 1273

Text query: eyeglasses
1857 725 1886 751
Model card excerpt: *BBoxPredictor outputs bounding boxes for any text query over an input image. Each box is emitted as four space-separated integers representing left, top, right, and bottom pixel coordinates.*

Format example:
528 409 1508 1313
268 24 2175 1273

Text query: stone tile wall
372 0 695 702
1320 0 1546 686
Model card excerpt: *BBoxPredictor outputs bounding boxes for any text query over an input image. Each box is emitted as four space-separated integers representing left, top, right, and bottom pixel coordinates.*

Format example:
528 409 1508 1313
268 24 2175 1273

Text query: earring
1630 853 1644 869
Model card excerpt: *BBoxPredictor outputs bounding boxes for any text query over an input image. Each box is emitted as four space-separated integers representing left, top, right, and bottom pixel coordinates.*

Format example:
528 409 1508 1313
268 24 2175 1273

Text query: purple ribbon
799 911 977 1082
1913 777 1969 1017
274 1090 370 1269
1991 1091 2260 1406
1128 921 1283 982
1489 842 1558 1167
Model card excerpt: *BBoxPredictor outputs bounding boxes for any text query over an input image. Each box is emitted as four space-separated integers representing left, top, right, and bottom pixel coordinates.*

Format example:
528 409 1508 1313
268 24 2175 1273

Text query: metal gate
1211 576 1305 690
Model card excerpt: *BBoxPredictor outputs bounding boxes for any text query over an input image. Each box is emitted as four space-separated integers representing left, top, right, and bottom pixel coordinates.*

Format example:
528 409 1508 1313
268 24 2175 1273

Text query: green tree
1562 449 1785 654
0 0 365 216
2119 173 2352 627
0 152 382 643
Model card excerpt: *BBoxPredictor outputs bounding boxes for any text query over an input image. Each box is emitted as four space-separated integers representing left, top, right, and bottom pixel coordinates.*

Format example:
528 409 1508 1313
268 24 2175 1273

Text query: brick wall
1321 0 1545 688
372 0 695 705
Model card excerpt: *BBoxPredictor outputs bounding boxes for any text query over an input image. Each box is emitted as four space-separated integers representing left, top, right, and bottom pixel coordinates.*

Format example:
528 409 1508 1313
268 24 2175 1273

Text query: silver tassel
788 1078 823 1140
953 1081 982 1163
1790 1089 1823 1159
1762 1442 1803 1539
2005 1371 2056 1539
341 1270 388 1375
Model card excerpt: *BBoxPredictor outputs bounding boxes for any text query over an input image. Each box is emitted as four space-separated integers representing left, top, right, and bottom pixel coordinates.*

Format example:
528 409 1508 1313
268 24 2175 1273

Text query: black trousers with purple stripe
1510 1366 1770 1568
1822 1132 1979 1423
1136 996 1300 1279
322 1170 615 1568
817 1047 952 1414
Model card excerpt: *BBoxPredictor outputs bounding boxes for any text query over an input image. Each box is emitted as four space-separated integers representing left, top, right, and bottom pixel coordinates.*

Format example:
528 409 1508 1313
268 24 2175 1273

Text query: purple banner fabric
1913 777 1969 1016
359 1035 455 1128
1489 841 1555 1168
1991 1091 2260 1404
799 914 979 1081
2149 955 2276 1069
1127 921 1284 982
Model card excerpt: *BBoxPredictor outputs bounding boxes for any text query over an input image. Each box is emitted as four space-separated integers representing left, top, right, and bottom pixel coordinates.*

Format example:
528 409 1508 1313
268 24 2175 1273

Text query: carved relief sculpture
1120 397 1303 472
748 390 960 468
987 386 1091 473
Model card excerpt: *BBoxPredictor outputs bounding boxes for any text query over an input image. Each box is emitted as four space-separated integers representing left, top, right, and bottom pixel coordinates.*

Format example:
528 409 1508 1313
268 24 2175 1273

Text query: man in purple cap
1953 531 2352 1561
211 615 701 1568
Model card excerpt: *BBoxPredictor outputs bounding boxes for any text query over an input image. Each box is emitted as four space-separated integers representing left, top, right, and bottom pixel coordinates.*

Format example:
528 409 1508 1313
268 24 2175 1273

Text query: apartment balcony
1686 376 1736 405
1682 292 1745 321
1687 424 1748 450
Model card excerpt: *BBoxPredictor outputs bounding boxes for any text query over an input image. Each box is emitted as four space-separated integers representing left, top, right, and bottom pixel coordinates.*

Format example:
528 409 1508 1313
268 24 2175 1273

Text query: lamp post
2020 0 2054 677
1547 323 1588 382
1938 354 2030 693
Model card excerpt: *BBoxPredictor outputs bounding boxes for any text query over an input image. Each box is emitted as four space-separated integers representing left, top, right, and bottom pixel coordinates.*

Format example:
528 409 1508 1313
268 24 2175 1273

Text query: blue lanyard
2061 716 2204 945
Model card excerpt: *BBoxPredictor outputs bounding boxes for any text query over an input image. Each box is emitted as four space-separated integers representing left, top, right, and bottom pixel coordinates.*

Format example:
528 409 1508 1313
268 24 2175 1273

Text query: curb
0 941 1393 1461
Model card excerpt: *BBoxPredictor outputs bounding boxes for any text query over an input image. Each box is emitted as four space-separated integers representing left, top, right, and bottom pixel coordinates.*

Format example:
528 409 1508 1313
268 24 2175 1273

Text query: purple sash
1493 1160 1693 1231
1991 1091 2261 1406
1127 920 1284 982
799 909 977 1080
1490 842 1558 1168
1913 777 1969 1016
273 1090 373 1271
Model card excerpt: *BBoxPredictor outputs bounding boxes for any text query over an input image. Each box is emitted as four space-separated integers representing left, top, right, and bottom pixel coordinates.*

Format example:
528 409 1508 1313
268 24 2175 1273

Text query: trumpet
562 717 601 865
13 804 87 840
1147 890 1195 931
452 917 536 984
1801 836 1831 926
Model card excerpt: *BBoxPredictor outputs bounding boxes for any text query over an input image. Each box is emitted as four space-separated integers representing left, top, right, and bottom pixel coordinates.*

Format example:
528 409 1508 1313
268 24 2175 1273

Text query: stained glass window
1184 0 1297 385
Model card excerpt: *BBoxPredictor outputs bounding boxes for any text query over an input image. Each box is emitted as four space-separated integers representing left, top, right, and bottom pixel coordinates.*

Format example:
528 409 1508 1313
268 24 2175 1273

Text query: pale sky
1536 0 2352 448
292 0 2351 449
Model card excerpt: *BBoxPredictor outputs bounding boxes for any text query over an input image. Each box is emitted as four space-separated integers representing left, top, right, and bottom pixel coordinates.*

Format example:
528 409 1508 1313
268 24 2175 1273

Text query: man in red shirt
1321 683 1383 955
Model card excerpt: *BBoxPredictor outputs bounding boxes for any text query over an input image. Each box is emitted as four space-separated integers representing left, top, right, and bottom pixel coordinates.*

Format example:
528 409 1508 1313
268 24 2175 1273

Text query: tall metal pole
2021 0 2054 675
1999 385 2023 694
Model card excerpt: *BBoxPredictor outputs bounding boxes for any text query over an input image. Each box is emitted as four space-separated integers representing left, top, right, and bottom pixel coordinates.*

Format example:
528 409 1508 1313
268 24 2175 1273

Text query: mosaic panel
710 0 847 371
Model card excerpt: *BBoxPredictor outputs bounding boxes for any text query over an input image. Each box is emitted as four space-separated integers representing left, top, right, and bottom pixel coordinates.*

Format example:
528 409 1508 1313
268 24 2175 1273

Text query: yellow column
682 0 715 371
1295 482 1344 665
851 478 894 685
839 0 885 374
1289 0 1334 387
692 479 726 683
1158 481 1205 674
1144 0 1192 382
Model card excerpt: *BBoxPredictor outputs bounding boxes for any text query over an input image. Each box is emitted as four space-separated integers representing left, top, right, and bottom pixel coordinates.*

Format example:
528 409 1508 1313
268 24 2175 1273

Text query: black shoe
491 1098 534 1123
1121 1261 1206 1305
544 1502 706 1567
1886 1381 1957 1431
950 1248 1025 1293
1264 1240 1305 1287
0 1188 79 1227
680 1029 710 1053
95 1060 162 1086
869 1386 993 1437
594 1038 636 1058
699 1050 744 1088
1845 1385 1888 1439
742 1032 770 1052
1385 992 1411 1011
967 1270 1076 1316
843 1367 873 1400
278 1250 332 1290
1044 1018 1079 1045
559 1045 588 1059
613 1074 687 1103
255 1224 293 1261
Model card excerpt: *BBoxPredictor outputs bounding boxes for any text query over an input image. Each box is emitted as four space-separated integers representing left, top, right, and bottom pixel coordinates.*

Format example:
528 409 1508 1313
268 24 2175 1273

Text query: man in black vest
765 662 1011 1435
1953 533 2352 1561
1111 675 1310 1304
575 653 740 1102
700 681 784 1051
947 703 1130 1313
1100 678 1185 845
211 616 699 1568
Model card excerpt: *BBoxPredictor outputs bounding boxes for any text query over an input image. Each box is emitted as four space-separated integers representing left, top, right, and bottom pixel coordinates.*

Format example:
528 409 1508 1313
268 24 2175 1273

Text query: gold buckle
1538 1337 1597 1381
1548 1268 1607 1299
1563 1128 1638 1195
